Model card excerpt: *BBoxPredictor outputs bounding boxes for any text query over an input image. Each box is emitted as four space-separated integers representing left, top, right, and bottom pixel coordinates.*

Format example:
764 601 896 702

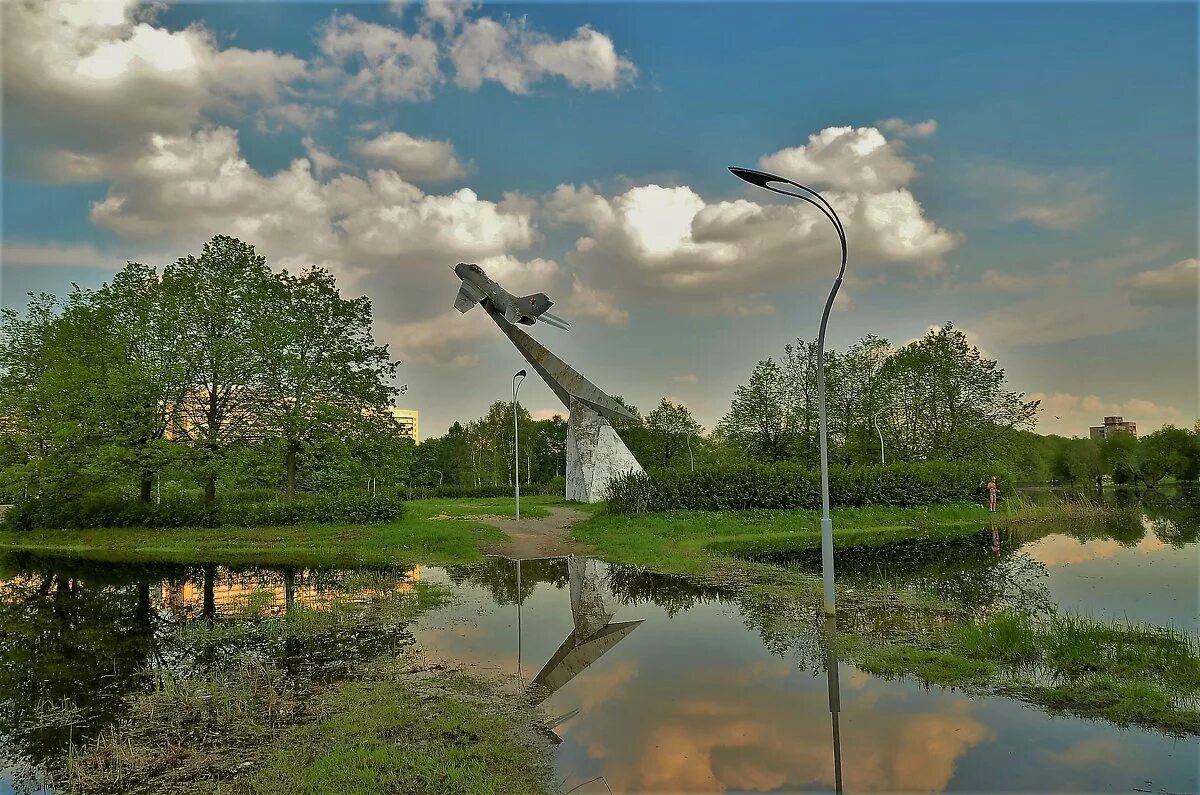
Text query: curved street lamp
873 411 885 465
512 369 527 519
728 166 847 614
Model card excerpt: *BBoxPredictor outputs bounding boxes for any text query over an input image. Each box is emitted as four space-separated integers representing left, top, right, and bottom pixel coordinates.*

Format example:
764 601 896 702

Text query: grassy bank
847 610 1200 736
63 579 554 795
571 502 992 577
0 497 556 568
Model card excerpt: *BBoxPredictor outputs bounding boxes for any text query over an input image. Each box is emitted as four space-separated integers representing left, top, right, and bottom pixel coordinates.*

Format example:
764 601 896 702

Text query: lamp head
515 369 527 379
728 166 805 198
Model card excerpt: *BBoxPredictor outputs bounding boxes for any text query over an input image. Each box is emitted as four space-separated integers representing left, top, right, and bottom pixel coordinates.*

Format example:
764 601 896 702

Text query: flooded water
0 492 1196 793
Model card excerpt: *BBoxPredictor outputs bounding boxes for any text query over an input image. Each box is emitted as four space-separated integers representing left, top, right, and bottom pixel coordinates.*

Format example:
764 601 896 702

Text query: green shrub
605 461 1013 513
2 492 405 530
401 481 563 500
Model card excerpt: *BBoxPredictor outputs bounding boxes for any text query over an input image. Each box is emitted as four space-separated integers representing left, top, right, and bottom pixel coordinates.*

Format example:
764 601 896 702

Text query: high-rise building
1089 415 1137 440
387 408 420 443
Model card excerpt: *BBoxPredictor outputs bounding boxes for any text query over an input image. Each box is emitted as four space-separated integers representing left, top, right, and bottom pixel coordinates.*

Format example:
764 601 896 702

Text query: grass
570 502 991 577
0 497 561 568
845 610 1200 736
228 674 551 795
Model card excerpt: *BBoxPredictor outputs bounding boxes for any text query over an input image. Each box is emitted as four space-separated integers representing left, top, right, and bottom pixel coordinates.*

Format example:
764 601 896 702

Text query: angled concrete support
483 302 644 502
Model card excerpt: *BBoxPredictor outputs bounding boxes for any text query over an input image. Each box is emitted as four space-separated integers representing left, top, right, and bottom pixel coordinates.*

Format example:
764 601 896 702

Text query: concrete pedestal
565 399 644 503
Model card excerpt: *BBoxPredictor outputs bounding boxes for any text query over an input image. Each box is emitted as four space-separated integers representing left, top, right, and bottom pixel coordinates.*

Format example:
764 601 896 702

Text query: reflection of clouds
1045 737 1127 768
568 662 992 793
1026 534 1168 567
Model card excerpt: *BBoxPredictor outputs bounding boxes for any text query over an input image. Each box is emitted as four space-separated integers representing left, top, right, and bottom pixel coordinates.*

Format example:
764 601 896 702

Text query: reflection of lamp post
729 166 847 614
516 558 523 684
512 370 527 519
823 613 844 795
873 411 885 465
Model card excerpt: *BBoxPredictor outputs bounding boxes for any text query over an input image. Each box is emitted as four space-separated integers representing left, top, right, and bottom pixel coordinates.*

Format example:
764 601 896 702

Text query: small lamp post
873 411 885 465
512 369 527 519
728 166 847 614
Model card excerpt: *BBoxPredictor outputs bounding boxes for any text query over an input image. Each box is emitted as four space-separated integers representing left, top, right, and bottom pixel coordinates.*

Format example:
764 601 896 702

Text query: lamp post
728 166 847 614
873 411 885 465
512 369 527 519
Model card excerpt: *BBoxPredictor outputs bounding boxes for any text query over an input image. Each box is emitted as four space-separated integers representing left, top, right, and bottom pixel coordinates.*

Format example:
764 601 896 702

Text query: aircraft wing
454 284 479 313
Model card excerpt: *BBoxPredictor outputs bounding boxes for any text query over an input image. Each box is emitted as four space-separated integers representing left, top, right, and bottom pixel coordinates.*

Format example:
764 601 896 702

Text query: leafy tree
877 323 1038 462
646 398 702 471
718 359 796 461
162 236 276 503
255 266 400 496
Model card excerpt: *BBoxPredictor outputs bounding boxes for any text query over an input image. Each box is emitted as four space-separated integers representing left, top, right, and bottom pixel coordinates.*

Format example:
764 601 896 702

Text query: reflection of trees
444 557 568 605
0 553 420 785
603 564 733 617
0 554 169 774
1140 490 1200 546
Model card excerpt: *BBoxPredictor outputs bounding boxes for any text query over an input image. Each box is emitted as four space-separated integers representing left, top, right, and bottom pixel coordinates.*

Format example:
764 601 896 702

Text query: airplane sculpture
452 262 571 331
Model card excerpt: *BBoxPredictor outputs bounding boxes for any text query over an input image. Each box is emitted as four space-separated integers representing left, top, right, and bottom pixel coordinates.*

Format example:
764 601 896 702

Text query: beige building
1089 415 1137 440
387 408 420 443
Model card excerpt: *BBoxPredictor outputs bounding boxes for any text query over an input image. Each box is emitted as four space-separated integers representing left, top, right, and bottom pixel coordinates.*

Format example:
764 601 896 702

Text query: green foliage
606 460 1011 513
3 493 405 531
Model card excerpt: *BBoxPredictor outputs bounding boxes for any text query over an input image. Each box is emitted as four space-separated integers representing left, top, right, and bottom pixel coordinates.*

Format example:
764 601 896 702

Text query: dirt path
476 506 593 559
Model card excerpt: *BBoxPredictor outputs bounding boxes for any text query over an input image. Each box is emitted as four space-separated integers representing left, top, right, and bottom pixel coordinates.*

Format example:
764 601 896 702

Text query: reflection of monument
452 262 644 502
530 557 643 703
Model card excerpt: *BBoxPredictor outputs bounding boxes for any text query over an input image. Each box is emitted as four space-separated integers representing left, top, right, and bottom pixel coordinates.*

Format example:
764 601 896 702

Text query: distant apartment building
387 408 420 443
1089 415 1137 440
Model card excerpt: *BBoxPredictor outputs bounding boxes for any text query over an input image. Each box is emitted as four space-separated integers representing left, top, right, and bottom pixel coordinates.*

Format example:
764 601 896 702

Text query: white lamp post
728 166 847 614
512 369 527 519
873 411 885 465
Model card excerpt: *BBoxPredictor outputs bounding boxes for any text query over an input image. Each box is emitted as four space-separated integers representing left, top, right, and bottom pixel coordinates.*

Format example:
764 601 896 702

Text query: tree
877 323 1038 462
646 399 702 471
162 236 276 503
718 359 796 461
255 266 400 496
1132 426 1195 489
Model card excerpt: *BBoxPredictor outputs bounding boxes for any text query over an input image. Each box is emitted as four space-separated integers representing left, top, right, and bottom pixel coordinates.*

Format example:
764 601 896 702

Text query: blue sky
3 1 1196 438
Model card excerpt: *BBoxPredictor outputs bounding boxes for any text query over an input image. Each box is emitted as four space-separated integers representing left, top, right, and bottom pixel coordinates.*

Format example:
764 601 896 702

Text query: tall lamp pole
873 411 885 465
512 369 527 519
728 166 847 614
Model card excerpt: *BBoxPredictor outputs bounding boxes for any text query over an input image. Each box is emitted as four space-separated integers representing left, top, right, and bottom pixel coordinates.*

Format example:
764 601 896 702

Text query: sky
2 0 1197 439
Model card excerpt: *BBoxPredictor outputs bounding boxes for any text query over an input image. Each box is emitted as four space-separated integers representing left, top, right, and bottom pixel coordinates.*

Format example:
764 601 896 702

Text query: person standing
987 476 999 512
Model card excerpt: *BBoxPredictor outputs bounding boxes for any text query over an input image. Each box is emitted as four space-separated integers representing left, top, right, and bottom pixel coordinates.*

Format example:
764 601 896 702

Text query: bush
401 481 565 500
2 492 405 530
605 461 1013 513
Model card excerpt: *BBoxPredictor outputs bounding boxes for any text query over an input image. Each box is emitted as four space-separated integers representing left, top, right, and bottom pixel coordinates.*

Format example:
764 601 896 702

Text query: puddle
0 496 1195 793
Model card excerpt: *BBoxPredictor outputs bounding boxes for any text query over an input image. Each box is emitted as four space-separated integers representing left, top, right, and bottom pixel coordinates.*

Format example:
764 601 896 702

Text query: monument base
566 398 644 503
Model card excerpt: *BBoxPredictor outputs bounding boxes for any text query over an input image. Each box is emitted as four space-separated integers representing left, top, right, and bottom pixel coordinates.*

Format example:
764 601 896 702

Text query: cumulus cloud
316 13 441 101
450 18 635 93
759 126 917 192
878 117 939 138
302 137 346 177
2 0 307 181
1012 195 1104 231
2 241 118 269
351 131 469 181
546 127 957 316
1125 258 1199 307
81 125 553 364
562 278 629 326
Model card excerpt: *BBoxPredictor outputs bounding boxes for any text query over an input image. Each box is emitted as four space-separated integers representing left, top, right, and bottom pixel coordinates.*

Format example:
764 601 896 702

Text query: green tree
646 398 703 471
162 237 276 503
718 359 796 461
256 266 400 496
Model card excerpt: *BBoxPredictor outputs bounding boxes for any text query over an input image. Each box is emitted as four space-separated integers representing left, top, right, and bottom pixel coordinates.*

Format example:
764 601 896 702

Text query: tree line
0 236 404 504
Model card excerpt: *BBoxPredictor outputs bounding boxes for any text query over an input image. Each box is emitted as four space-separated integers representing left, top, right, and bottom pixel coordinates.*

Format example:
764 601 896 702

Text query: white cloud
352 131 469 181
671 373 698 385
562 278 629 326
878 117 939 139
1125 258 1198 307
2 0 307 182
450 18 635 93
316 13 441 101
302 137 346 177
547 127 957 316
968 164 1107 231
759 126 917 192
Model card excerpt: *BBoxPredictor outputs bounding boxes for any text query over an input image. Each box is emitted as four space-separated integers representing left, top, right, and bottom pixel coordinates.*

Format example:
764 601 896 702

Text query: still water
0 494 1196 793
